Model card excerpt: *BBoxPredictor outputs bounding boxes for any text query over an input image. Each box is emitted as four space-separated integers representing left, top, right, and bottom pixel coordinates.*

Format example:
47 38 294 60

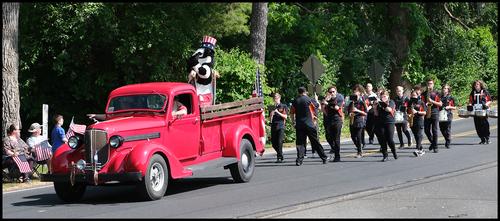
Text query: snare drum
487 109 498 118
395 111 404 123
458 109 469 118
439 109 449 122
475 110 487 117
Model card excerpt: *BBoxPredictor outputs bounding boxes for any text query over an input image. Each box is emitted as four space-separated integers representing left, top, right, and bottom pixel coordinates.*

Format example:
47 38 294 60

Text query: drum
487 109 498 118
466 105 474 111
439 109 449 122
458 109 469 118
395 111 404 123
474 110 487 117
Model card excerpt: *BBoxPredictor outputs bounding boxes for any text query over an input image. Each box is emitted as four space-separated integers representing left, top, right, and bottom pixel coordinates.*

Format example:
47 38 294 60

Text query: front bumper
40 172 143 184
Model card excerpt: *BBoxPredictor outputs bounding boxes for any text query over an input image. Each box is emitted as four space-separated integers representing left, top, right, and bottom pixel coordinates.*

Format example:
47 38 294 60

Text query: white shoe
413 150 419 157
419 150 425 156
311 153 316 158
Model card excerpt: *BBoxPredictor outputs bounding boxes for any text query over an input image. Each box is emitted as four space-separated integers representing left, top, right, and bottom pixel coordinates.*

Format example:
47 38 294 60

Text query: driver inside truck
172 96 187 118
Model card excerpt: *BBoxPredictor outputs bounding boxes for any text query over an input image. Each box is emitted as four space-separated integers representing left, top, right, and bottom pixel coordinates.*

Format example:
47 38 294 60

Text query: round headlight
109 135 124 148
76 159 86 170
68 136 80 149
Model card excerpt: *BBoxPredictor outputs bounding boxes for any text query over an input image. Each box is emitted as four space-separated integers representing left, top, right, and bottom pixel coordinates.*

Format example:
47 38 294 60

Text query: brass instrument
408 111 414 127
349 112 355 125
425 96 433 119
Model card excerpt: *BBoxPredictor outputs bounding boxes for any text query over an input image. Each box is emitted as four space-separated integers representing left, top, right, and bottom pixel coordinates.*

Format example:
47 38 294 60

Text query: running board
186 157 238 174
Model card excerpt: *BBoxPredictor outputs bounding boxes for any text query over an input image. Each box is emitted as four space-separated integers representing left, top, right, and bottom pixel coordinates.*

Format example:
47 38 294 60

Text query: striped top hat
201 36 217 50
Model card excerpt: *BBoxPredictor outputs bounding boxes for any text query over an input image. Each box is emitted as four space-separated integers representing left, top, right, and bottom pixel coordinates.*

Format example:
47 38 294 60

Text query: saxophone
408 110 414 127
425 96 433 119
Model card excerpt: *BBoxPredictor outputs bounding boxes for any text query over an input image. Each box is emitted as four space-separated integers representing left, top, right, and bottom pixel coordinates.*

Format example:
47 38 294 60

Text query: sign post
301 54 325 95
42 104 48 140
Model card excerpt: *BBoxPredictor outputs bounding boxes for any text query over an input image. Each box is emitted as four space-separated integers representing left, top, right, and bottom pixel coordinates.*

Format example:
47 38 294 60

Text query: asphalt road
2 117 497 218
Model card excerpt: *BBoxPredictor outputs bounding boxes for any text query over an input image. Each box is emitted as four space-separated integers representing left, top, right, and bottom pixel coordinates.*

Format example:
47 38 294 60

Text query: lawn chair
32 145 52 178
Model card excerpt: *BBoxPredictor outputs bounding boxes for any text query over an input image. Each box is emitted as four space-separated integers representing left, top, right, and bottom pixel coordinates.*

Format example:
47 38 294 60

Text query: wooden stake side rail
201 97 264 120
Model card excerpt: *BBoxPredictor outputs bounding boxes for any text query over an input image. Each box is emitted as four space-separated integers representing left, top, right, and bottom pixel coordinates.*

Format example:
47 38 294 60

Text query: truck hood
88 115 166 134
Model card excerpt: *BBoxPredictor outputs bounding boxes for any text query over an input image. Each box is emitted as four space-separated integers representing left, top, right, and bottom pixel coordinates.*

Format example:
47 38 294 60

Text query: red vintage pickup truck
41 82 266 201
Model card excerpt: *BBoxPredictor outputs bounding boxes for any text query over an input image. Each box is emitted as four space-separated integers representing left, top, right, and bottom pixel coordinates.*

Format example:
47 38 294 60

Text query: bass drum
475 110 487 117
439 109 449 122
394 111 404 124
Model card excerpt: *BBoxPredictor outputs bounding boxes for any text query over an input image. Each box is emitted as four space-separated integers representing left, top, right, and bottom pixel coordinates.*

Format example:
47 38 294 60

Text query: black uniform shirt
440 95 455 121
348 98 368 128
422 90 441 115
376 100 396 124
409 98 425 127
291 95 316 129
324 94 345 124
271 103 288 129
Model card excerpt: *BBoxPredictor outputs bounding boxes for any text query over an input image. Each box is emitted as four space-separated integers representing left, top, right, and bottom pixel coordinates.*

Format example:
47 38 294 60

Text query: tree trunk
250 2 268 65
387 3 409 98
2 2 21 138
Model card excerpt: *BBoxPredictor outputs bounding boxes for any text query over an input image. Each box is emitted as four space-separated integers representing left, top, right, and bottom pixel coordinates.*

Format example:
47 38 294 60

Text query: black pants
376 123 396 158
296 125 327 161
439 121 452 146
424 116 439 149
411 124 424 151
395 122 411 146
326 120 343 159
271 127 285 160
324 123 333 153
473 116 490 141
365 114 375 142
350 125 364 154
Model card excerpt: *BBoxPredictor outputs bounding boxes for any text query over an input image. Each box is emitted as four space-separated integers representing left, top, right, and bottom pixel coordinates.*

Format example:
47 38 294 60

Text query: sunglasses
328 91 336 93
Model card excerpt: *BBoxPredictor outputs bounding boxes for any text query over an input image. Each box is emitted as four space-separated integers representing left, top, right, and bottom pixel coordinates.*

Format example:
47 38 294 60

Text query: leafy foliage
15 3 497 140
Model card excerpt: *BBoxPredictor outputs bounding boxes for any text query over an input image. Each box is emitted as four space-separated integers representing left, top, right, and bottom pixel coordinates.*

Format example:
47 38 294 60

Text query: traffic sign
301 54 325 84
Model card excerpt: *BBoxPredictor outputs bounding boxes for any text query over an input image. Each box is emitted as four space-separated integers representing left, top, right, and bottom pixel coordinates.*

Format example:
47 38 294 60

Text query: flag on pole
255 67 266 146
34 140 52 161
66 117 87 139
12 155 32 173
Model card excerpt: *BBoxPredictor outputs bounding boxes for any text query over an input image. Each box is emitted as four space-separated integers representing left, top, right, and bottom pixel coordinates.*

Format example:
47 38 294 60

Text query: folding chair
32 145 52 178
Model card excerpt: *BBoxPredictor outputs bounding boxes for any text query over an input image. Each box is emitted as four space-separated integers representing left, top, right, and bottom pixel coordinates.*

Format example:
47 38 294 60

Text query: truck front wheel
229 139 255 183
54 182 86 203
137 154 168 201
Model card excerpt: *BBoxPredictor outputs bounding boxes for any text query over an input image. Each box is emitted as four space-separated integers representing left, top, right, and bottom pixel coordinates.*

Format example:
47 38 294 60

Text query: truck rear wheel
54 182 86 203
137 154 168 201
229 139 255 183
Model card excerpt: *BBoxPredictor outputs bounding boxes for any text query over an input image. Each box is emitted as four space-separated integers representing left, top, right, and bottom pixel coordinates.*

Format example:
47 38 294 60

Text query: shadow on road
11 177 236 206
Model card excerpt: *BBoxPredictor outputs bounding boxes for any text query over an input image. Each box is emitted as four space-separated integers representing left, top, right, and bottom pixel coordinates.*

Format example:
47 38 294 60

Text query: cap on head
28 122 42 132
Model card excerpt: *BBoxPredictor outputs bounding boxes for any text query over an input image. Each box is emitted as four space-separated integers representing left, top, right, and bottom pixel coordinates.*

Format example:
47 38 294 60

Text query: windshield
107 94 167 113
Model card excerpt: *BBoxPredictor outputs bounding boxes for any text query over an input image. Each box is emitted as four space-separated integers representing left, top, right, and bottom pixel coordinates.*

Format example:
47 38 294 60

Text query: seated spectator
3 124 35 183
172 96 187 118
26 122 52 173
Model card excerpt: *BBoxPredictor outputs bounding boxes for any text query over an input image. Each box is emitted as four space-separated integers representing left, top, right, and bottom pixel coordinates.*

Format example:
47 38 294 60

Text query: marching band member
439 84 456 148
469 80 492 144
322 86 345 162
373 90 398 162
408 89 426 157
394 86 412 148
364 83 378 144
348 84 368 158
290 87 328 166
422 78 442 153
270 93 288 163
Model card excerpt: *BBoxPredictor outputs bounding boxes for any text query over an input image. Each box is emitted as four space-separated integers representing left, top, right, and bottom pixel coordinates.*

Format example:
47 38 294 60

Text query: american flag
12 155 32 173
34 140 52 161
255 67 266 146
66 117 87 139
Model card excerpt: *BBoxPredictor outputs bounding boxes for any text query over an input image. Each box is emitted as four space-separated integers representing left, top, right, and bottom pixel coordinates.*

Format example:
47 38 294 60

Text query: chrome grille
84 129 109 170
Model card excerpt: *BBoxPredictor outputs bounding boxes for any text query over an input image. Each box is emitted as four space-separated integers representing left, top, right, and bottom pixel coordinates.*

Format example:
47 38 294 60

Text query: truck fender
223 125 257 159
125 141 192 179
